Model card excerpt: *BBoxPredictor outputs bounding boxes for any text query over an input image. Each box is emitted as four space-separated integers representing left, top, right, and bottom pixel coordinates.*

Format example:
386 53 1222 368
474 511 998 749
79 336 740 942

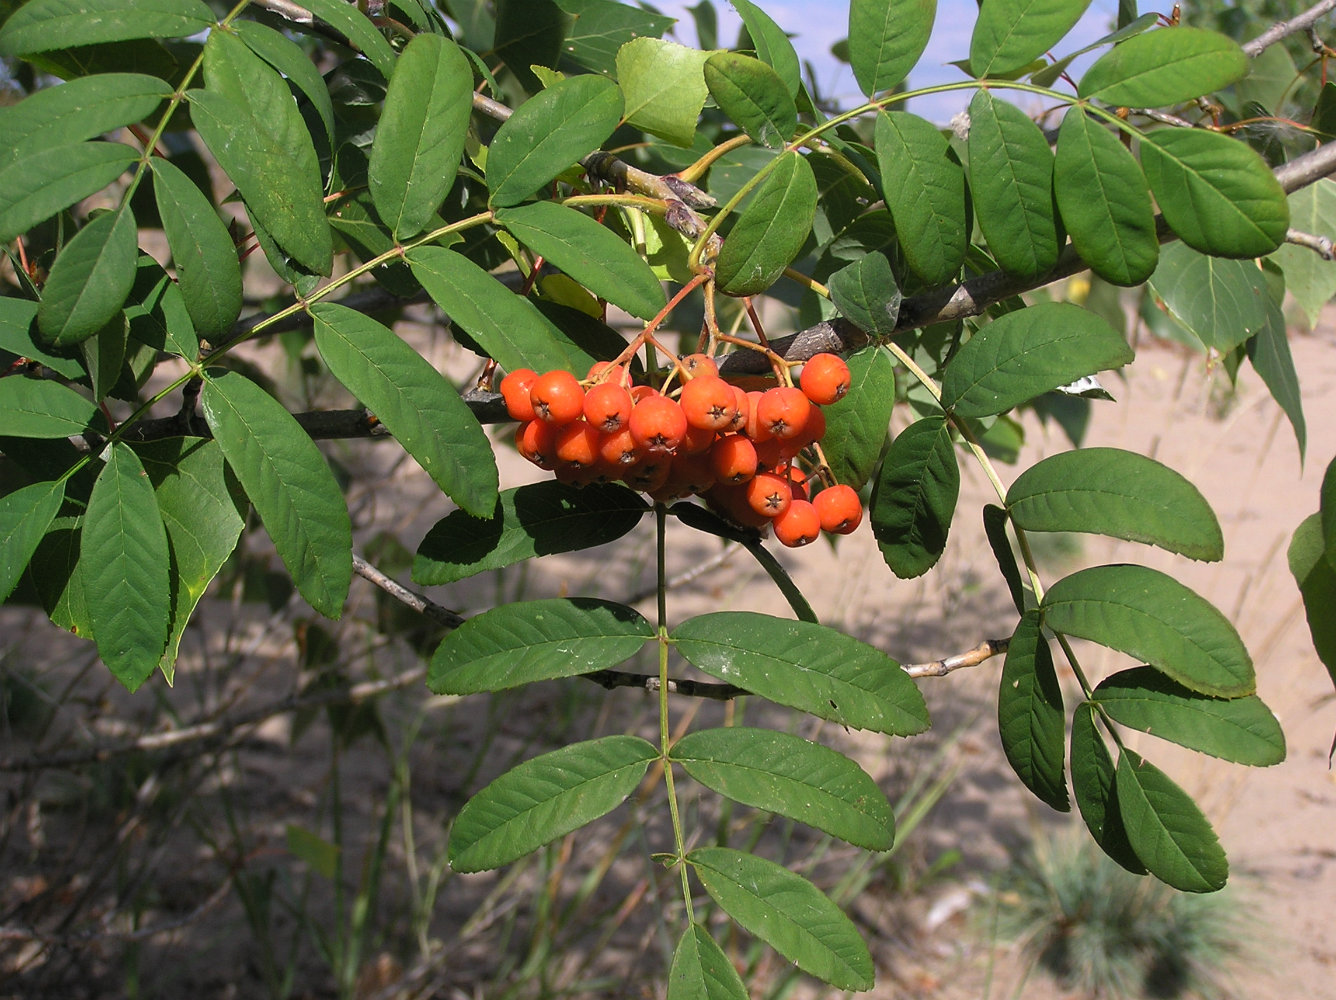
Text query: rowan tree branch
1242 0 1336 57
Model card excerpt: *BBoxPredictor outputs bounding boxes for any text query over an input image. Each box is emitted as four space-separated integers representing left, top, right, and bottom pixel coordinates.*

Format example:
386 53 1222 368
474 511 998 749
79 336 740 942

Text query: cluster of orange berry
499 353 864 548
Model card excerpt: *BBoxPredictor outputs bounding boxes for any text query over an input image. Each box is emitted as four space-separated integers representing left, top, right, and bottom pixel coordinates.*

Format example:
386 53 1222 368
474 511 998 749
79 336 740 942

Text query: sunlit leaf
971 0 1092 78
0 479 65 603
152 157 241 340
1115 749 1227 892
0 376 97 438
828 252 900 338
1146 241 1270 352
849 0 935 95
820 345 895 492
615 37 711 148
667 924 749 1000
0 0 214 56
704 51 796 147
715 151 817 295
1078 27 1248 107
874 111 967 285
0 74 171 169
36 207 138 347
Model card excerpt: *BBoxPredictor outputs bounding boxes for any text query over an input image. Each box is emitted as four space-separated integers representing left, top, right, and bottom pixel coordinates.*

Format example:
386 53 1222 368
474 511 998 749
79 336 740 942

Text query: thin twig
352 554 465 628
903 638 1010 678
1243 0 1336 57
1286 227 1336 258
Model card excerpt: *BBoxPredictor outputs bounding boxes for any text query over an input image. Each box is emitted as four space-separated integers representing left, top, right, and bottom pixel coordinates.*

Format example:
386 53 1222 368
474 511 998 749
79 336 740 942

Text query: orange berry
598 425 641 467
705 483 773 530
710 434 758 485
680 375 737 432
814 484 863 534
681 352 719 378
757 386 813 440
774 499 821 547
629 393 688 454
775 462 809 501
792 403 826 449
622 456 671 493
745 471 792 519
800 353 851 405
555 421 601 468
516 419 557 469
680 421 718 455
583 382 633 432
586 361 631 387
742 390 774 442
500 368 539 422
753 435 801 471
727 384 749 432
530 369 585 424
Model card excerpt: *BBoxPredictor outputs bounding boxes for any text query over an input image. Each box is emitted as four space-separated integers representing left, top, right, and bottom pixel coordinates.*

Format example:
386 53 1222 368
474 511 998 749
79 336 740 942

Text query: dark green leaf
301 0 396 77
124 254 198 361
0 376 96 438
1247 299 1307 460
1054 109 1158 286
971 0 1092 77
428 598 653 693
1324 459 1336 565
414 480 648 584
820 345 895 492
828 252 900 337
687 847 874 992
1146 241 1270 352
1078 27 1248 107
1269 179 1336 328
0 479 65 603
966 90 1059 278
486 74 623 208
941 302 1133 418
667 923 749 1000
615 37 711 147
449 735 657 872
1139 127 1288 258
870 414 959 578
671 611 929 736
0 0 214 56
1288 513 1336 692
1071 702 1147 873
495 201 666 320
232 20 336 141
81 313 126 403
849 0 936 95
0 142 137 245
369 33 473 238
1006 447 1223 560
310 303 498 517
493 0 565 91
0 298 82 378
83 442 170 691
200 370 351 618
704 52 797 148
715 151 817 296
0 74 170 169
152 157 242 340
1115 749 1227 892
983 504 1026 614
874 111 967 285
1041 564 1254 697
739 536 819 623
730 0 801 95
999 611 1068 810
1094 667 1284 765
671 727 895 849
554 0 674 78
36 207 138 347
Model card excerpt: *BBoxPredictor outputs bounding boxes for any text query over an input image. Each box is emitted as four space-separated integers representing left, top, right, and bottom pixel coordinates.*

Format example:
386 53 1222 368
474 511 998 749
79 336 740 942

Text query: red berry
530 370 585 424
773 499 821 547
583 382 633 432
814 484 863 534
586 361 631 387
679 375 737 432
598 426 641 467
500 368 539 421
516 419 557 469
710 434 758 485
745 471 792 518
800 353 851 405
757 386 813 440
681 353 718 378
555 421 601 468
629 393 688 454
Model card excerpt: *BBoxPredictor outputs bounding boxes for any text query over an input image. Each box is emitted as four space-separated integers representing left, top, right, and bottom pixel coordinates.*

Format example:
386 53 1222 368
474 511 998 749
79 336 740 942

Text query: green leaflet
667 924 749 1000
730 0 801 95
714 151 817 296
670 611 929 736
1054 109 1158 286
0 479 65 603
670 727 896 850
486 74 624 208
369 33 472 238
1006 447 1224 561
555 0 674 78
849 0 935 95
1288 513 1336 693
998 611 1068 811
414 480 648 585
1071 702 1146 874
828 252 900 338
966 90 1059 278
0 0 214 56
301 0 396 78
983 504 1027 614
310 302 498 517
1139 127 1288 258
232 20 335 142
971 0 1092 78
1323 458 1336 567
0 73 171 168
687 847 874 992
1094 667 1284 766
36 206 138 347
449 735 657 872
0 142 138 245
200 370 351 618
0 376 97 438
495 201 666 320
869 414 959 579
152 157 242 340
1247 298 1307 461
940 301 1133 418
615 38 711 148
874 111 966 286
1041 564 1254 698
0 299 82 379
428 598 653 694
1115 750 1228 892
1078 27 1248 107
83 442 171 691
1270 179 1336 328
819 345 895 492
1146 241 1270 352
704 51 797 148
124 254 199 362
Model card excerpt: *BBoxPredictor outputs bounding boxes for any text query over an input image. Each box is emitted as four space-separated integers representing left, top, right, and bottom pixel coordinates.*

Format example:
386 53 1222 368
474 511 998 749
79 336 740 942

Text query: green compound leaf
449 735 657 872
233 20 335 141
0 479 65 603
1041 564 1254 698
0 0 214 56
972 0 1092 78
615 37 711 148
941 301 1133 418
687 847 874 992
407 246 595 373
428 598 653 694
999 611 1068 811
301 0 396 78
495 201 666 320
820 345 895 492
310 303 498 517
874 111 967 286
37 206 138 347
828 252 900 338
83 443 170 691
671 727 895 850
1078 27 1248 107
967 90 1059 278
715 151 817 296
667 923 749 1000
1139 127 1288 259
486 74 624 208
0 142 137 245
1006 447 1223 561
152 157 242 340
704 51 796 148
1094 667 1284 766
1146 241 1270 353
0 74 170 169
870 414 959 579
1054 109 1158 286
0 377 97 438
1115 749 1228 892
671 611 929 736
414 480 648 585
369 33 473 239
1071 702 1147 874
200 370 351 618
849 0 936 95
1289 512 1336 693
